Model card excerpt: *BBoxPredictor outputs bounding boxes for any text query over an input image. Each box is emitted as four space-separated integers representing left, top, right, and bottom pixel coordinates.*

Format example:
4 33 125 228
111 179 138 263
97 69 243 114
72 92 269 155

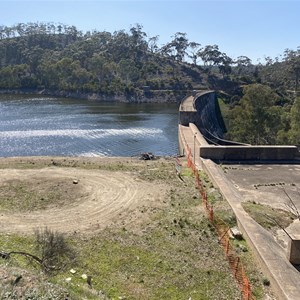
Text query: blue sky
1 0 299 63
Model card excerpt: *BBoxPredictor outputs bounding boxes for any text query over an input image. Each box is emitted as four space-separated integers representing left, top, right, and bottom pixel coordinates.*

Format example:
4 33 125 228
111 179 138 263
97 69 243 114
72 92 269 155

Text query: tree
187 41 201 66
283 48 300 94
160 32 189 62
88 53 108 82
235 56 252 75
129 23 147 47
148 35 159 53
172 32 189 62
288 97 300 144
227 84 281 144
197 44 223 67
218 53 233 77
129 24 148 63
118 58 140 83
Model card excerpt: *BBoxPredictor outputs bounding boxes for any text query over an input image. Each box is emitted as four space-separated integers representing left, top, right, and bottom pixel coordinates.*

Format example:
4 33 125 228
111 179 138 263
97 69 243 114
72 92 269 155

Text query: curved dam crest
178 90 299 161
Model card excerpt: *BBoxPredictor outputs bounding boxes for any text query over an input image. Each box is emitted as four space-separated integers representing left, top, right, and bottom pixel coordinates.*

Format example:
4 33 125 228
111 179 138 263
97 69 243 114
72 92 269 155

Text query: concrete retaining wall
200 145 298 161
179 112 198 127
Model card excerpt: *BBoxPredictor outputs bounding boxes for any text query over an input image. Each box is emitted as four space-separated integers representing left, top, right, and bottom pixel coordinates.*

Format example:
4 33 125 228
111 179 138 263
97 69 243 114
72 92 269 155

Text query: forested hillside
0 22 299 144
0 22 208 101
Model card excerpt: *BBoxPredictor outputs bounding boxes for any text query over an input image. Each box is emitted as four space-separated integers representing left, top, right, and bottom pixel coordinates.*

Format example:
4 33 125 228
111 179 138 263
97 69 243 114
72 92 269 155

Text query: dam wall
179 91 230 144
178 91 299 161
193 91 225 141
200 145 298 161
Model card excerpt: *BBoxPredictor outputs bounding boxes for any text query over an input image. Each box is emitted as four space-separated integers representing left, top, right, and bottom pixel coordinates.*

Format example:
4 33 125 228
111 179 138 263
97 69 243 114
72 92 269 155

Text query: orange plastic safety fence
184 148 255 300
215 219 254 300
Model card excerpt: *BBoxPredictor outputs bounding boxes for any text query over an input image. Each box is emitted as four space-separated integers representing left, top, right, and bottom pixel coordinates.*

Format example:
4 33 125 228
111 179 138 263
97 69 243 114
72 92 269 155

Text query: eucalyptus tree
197 44 223 67
218 53 233 77
15 23 26 37
187 41 201 66
148 35 160 54
118 58 140 84
227 84 282 144
129 24 148 64
283 48 300 94
289 97 300 144
172 32 189 62
234 56 252 75
160 32 189 62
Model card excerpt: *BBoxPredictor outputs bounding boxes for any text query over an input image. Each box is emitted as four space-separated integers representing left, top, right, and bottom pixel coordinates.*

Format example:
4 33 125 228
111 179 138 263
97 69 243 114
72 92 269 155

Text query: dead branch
8 251 43 264
283 188 300 220
1 228 75 273
263 213 293 240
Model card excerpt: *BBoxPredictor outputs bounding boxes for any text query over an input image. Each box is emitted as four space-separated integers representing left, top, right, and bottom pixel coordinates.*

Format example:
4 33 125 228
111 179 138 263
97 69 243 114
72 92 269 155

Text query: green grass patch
242 201 296 230
0 177 84 212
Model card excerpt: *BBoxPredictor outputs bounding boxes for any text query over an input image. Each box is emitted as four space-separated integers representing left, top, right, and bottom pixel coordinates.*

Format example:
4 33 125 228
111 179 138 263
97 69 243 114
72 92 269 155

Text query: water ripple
0 128 162 139
0 96 178 157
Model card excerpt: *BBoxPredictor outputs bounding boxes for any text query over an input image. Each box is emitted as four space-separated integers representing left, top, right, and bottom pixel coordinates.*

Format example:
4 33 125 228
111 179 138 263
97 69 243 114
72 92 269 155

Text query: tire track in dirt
0 167 160 234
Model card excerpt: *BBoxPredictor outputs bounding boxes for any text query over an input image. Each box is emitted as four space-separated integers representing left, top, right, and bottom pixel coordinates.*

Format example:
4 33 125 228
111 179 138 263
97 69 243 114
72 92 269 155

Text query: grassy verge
197 170 276 299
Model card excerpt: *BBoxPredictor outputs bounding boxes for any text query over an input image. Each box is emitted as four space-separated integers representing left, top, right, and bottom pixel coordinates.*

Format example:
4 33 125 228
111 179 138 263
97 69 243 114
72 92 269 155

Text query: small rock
70 269 76 274
230 227 243 240
73 179 79 184
81 274 87 280
239 244 248 252
66 277 72 282
13 275 22 285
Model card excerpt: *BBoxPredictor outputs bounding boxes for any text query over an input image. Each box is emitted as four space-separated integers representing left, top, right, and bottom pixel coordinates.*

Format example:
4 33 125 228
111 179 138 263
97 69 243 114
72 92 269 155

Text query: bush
35 227 75 273
263 277 270 286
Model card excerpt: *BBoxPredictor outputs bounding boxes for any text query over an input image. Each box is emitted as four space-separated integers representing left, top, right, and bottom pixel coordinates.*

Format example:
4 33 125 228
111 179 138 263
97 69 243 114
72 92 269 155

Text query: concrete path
179 95 195 112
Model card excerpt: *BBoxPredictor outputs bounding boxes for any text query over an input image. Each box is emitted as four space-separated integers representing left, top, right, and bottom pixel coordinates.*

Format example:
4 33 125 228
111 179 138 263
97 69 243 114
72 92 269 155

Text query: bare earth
0 157 166 235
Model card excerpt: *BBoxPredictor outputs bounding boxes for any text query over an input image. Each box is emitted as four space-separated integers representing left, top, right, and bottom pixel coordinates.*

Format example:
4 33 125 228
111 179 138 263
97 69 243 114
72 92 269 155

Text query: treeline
0 22 299 96
0 22 299 144
0 22 205 97
222 84 300 145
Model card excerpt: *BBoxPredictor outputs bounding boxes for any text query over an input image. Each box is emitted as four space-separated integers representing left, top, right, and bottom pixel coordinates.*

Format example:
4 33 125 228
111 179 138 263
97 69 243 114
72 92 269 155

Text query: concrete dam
178 90 299 161
178 91 300 300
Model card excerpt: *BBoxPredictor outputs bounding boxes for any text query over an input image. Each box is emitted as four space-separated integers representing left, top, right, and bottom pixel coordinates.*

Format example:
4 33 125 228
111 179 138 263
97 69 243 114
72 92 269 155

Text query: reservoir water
0 95 179 157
